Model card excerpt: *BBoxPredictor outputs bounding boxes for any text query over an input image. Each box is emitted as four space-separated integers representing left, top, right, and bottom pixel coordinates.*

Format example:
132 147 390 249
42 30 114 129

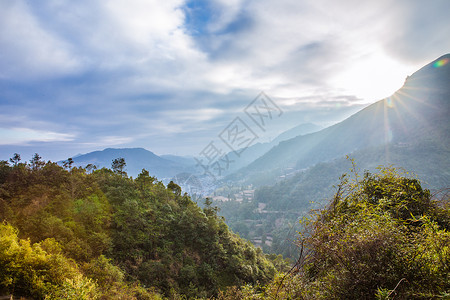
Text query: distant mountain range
228 53 450 188
66 122 322 179
67 148 194 179
223 122 322 174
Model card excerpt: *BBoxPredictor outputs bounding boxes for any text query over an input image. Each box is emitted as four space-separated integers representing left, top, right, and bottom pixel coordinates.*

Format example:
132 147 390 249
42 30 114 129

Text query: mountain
67 147 194 178
0 158 276 298
160 154 196 166
215 54 449 257
270 122 322 145
222 122 322 174
229 54 450 186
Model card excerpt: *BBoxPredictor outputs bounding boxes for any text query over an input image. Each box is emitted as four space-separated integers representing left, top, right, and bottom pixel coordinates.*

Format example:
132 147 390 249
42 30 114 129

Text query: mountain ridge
66 147 191 178
227 53 450 185
65 122 323 180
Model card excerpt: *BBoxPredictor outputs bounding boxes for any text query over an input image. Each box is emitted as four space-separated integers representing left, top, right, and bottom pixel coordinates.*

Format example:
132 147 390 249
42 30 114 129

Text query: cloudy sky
0 0 449 161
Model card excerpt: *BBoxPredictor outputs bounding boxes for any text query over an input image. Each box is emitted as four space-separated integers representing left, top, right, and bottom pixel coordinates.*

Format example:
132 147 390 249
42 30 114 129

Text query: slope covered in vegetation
218 167 449 299
1 154 448 299
0 155 275 299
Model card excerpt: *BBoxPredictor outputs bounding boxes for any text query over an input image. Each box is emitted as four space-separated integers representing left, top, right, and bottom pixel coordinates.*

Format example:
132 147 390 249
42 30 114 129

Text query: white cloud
0 0 449 159
0 128 75 145
100 0 187 58
0 1 81 79
161 108 224 122
97 136 135 146
193 0 450 101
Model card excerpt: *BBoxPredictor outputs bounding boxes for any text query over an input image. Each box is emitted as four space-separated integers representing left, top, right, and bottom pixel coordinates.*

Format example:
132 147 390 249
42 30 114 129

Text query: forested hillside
1 155 448 299
0 155 275 299
218 167 450 299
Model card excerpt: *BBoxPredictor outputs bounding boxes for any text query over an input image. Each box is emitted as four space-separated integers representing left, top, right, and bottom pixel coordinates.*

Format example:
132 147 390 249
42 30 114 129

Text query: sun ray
394 88 435 121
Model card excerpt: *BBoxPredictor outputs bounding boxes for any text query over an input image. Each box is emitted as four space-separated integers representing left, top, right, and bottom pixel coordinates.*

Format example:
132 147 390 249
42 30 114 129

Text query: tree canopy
1 154 447 299
219 167 449 299
0 155 276 299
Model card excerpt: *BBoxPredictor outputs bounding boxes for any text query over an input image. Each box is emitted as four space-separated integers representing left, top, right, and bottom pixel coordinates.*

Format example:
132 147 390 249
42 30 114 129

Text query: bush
295 167 450 299
220 167 449 299
0 222 99 299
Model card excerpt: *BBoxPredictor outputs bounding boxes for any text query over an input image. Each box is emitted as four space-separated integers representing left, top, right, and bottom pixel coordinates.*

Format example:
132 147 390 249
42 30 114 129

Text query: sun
331 52 415 103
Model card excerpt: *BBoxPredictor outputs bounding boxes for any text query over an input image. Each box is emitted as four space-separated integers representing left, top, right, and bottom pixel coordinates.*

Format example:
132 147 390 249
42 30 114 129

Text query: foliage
0 154 276 298
230 141 449 257
111 157 127 176
0 222 99 299
218 167 449 299
8 152 446 299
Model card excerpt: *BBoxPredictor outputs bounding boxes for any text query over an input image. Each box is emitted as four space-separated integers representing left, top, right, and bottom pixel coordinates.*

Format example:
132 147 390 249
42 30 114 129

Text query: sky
0 0 449 162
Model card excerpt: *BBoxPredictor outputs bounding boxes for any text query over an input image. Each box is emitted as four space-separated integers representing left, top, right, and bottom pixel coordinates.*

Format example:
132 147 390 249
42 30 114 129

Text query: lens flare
433 58 449 68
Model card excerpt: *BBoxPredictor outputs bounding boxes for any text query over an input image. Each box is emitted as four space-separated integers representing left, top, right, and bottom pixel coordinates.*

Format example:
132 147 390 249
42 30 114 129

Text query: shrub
220 167 449 299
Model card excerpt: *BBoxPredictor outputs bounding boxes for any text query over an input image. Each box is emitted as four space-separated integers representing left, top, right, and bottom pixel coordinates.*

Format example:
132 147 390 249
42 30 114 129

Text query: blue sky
0 0 449 161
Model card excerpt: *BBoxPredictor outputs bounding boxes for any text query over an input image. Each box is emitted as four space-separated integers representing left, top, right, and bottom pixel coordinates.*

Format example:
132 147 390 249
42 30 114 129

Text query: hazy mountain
66 123 321 181
223 122 322 174
160 154 196 166
271 123 322 145
229 53 450 186
216 54 449 256
67 147 193 178
256 139 450 212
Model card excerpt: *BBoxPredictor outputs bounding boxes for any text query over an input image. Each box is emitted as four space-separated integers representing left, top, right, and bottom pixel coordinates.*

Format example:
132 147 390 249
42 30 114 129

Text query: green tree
30 153 45 170
0 155 277 299
9 153 21 166
263 167 449 299
167 180 181 196
63 157 74 169
111 158 126 176
0 223 99 299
